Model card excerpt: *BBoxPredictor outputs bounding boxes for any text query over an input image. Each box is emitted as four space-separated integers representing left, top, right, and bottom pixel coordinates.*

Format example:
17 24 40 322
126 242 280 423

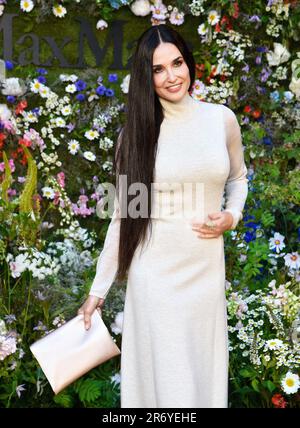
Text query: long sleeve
89 131 123 299
222 105 249 230
88 194 121 299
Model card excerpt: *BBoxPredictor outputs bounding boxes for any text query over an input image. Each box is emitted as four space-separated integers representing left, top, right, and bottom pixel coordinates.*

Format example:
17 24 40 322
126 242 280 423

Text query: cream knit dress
89 91 249 408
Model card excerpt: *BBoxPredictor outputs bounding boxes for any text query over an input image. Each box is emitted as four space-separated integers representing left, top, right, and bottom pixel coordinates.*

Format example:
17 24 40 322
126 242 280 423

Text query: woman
78 24 248 408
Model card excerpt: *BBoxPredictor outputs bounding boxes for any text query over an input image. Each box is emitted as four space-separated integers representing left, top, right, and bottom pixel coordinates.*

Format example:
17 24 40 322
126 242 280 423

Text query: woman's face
152 42 191 102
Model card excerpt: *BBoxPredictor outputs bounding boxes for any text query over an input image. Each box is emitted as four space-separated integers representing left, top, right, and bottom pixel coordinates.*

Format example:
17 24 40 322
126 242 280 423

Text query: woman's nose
166 68 177 82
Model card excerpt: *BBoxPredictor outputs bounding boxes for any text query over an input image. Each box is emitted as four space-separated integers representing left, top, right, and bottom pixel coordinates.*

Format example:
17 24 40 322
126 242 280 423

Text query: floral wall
0 0 299 408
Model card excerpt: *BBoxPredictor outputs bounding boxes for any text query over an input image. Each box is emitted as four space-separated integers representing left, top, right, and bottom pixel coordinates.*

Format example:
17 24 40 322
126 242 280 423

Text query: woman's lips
166 83 182 93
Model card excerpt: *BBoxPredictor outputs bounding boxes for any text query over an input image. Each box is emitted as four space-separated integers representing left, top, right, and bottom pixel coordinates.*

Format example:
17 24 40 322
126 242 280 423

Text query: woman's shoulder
192 99 231 117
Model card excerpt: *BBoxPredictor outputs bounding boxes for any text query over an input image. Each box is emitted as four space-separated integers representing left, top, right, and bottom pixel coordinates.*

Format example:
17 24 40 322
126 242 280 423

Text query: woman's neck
158 91 196 121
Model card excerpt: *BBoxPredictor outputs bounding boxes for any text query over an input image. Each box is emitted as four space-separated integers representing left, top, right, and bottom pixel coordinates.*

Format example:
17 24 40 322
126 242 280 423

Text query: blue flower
108 73 118 82
108 0 121 9
270 90 280 102
5 60 13 70
96 85 106 96
244 230 256 243
105 88 114 97
262 136 273 146
32 107 41 115
36 68 48 75
6 95 15 103
37 75 47 84
76 93 85 102
75 80 87 91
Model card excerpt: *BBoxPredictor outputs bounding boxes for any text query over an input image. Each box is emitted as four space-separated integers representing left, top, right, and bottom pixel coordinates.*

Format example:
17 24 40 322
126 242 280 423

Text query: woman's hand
77 295 105 330
190 211 234 239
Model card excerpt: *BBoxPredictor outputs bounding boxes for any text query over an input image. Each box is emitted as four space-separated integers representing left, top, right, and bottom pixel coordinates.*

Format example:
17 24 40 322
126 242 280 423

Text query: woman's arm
88 195 121 299
88 130 123 299
222 105 249 230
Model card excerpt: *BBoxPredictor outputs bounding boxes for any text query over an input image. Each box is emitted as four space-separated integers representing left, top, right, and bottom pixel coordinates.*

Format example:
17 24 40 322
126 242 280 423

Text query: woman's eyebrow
152 56 183 68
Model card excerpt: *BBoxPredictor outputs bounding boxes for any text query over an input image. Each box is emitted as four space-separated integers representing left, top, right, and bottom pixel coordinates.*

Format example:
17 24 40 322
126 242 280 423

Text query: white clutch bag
30 309 121 395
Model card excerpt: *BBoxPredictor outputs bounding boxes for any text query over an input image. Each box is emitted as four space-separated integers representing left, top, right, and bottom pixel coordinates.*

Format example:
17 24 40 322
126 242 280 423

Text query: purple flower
75 79 87 91
6 95 15 103
255 56 262 65
105 88 114 97
5 60 13 70
260 67 271 82
249 15 261 23
242 64 249 73
96 85 106 96
37 75 47 84
76 93 85 101
108 73 118 82
66 123 75 133
4 314 16 324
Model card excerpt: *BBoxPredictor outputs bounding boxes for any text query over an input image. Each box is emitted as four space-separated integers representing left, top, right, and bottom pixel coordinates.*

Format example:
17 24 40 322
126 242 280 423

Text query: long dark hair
113 24 196 282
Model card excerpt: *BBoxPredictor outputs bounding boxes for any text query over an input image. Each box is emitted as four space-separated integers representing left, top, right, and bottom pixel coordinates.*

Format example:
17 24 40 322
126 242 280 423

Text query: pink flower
57 171 65 188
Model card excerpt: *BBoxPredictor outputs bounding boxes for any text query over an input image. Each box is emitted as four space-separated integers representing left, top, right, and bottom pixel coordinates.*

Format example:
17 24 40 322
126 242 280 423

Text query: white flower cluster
6 247 60 280
99 137 114 151
214 30 252 63
266 0 290 19
266 17 283 38
0 319 19 361
55 221 94 241
227 280 300 382
267 66 288 89
189 0 206 16
47 239 94 273
199 80 234 103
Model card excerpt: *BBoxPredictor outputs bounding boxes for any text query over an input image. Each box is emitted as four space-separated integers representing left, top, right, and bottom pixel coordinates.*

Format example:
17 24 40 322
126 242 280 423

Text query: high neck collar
158 91 196 121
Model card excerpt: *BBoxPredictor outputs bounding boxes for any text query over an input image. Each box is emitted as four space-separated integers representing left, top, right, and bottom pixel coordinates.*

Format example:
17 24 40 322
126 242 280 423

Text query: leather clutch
30 309 121 395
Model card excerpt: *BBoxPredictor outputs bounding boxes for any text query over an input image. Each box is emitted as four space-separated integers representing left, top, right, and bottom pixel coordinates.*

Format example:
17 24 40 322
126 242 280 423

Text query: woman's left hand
190 211 233 239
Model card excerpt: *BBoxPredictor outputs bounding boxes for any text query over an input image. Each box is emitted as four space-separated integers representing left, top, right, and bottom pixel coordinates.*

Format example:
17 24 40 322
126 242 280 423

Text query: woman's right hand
77 295 105 330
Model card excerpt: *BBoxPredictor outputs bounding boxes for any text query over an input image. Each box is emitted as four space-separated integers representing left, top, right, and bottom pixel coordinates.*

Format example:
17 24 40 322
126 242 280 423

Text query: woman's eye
153 60 183 74
175 60 183 67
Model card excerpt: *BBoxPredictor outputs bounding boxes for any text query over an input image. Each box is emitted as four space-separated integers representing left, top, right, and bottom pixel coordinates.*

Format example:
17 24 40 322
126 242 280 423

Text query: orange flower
252 109 261 119
244 105 252 113
15 100 27 115
272 393 287 408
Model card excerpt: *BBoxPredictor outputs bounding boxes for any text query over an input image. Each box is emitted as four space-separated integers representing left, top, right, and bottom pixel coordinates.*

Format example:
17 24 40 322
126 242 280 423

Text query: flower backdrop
0 0 299 408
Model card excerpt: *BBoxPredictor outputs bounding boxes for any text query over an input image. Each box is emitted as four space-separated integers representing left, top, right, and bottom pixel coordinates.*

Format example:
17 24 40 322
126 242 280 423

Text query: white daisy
22 111 38 123
266 339 284 350
30 79 42 93
284 252 300 270
269 232 285 254
68 139 80 155
281 372 300 395
85 129 99 140
197 23 208 35
55 117 66 127
61 105 72 116
208 10 220 26
52 4 67 18
83 151 96 161
39 85 50 98
65 84 76 93
42 186 55 199
96 19 108 30
20 0 34 13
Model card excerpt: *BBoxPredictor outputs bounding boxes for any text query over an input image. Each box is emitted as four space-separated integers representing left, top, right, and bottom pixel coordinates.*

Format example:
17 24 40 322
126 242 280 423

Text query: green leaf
263 380 276 393
53 391 75 408
251 379 260 393
78 379 102 403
